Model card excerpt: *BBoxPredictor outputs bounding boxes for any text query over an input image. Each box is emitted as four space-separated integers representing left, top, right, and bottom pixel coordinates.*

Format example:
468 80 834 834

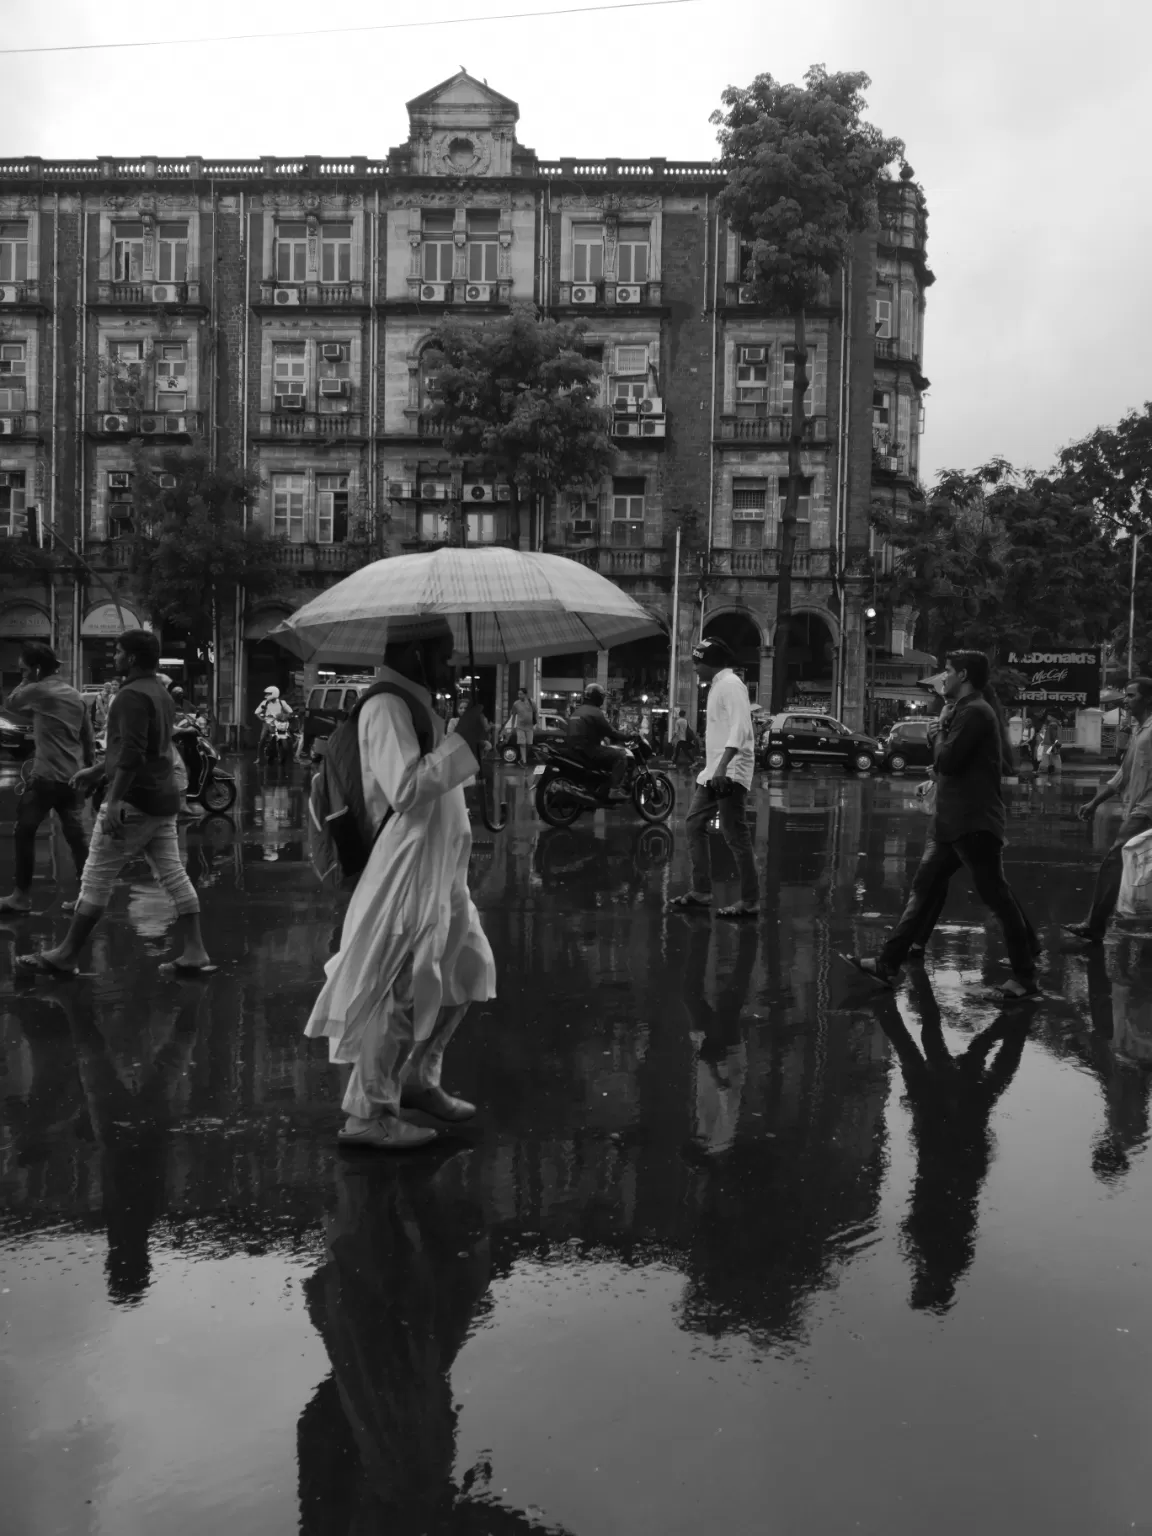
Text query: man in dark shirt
844 650 1039 1002
564 683 628 796
0 642 94 913
17 629 215 977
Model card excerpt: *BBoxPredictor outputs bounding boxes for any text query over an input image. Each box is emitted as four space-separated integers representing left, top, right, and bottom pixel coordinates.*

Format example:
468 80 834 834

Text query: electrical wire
0 0 702 56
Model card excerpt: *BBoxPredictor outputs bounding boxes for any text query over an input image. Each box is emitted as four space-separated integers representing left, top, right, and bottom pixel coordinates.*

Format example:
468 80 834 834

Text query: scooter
174 719 237 813
533 734 675 828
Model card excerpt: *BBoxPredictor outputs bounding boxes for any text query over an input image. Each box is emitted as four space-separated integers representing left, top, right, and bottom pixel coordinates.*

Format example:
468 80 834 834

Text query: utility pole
668 525 681 715
1129 532 1141 678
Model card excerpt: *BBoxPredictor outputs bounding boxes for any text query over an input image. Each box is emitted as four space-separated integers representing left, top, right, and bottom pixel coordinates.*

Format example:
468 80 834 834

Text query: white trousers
342 954 469 1119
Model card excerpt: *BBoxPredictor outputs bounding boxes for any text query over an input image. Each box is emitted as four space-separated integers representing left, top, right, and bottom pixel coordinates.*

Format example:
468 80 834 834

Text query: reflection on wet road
2 760 1151 1535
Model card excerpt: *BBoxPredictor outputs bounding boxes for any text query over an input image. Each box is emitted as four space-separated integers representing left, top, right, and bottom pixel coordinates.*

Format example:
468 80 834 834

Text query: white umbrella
269 546 662 665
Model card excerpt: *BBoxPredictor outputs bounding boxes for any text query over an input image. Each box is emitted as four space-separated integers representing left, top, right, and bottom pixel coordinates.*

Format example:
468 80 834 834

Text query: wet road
1 759 1151 1536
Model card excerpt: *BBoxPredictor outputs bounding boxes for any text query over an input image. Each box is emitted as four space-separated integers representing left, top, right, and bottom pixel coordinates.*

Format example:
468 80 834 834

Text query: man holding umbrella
306 617 495 1151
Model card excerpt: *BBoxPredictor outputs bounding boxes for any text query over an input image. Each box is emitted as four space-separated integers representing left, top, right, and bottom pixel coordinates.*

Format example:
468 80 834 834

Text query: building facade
0 71 930 728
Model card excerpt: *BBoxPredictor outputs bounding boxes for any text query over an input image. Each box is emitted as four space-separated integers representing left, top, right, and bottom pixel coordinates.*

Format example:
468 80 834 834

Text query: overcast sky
3 0 1150 483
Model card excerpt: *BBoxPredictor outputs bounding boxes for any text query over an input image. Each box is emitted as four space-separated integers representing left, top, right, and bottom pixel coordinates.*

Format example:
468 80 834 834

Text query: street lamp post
1129 531 1141 678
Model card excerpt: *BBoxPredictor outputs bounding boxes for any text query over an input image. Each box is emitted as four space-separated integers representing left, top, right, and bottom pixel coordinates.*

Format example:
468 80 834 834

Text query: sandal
839 953 896 991
996 980 1042 1004
717 904 759 920
14 952 78 978
158 961 219 977
668 892 712 910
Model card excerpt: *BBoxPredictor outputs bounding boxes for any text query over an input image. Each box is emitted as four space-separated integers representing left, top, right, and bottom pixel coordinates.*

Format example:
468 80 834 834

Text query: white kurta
305 670 496 1070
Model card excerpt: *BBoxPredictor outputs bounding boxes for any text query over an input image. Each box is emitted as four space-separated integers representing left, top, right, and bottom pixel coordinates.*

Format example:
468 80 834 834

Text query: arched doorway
245 606 297 717
778 610 835 709
703 609 762 696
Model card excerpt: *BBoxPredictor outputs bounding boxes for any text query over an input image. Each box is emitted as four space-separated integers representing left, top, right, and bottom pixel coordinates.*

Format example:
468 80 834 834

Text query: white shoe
337 1117 439 1151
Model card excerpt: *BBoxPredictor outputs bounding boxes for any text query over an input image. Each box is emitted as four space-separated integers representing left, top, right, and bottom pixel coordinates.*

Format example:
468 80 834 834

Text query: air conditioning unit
321 344 344 361
640 419 666 438
419 482 450 500
108 471 132 489
464 284 492 303
616 285 642 305
570 518 596 535
388 479 416 499
102 414 132 433
613 420 642 438
638 397 664 416
495 485 512 502
738 285 756 304
419 283 448 302
0 286 18 305
166 414 188 432
274 288 301 306
157 473 177 489
0 419 17 437
139 415 163 435
151 284 181 304
277 395 304 410
740 347 768 364
319 379 348 397
614 399 639 415
464 483 494 502
571 285 597 305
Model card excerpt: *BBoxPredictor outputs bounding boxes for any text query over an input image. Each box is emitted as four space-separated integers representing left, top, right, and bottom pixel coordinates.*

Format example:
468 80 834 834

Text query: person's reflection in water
877 969 1031 1314
300 1153 571 1535
680 920 758 1156
61 977 207 1303
1080 949 1151 1181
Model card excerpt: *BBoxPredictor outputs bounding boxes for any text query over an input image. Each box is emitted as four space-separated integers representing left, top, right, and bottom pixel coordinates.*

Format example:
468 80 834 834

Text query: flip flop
668 893 712 911
14 952 78 978
158 961 219 977
994 981 1043 1005
0 903 33 917
717 905 760 920
838 953 896 991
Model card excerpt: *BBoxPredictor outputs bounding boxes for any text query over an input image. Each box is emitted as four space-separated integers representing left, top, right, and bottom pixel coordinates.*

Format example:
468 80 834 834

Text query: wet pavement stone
1 758 1150 1535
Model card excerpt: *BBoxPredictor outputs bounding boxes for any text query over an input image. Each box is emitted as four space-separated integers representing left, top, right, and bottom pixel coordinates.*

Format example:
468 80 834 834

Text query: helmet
264 686 279 699
583 683 606 705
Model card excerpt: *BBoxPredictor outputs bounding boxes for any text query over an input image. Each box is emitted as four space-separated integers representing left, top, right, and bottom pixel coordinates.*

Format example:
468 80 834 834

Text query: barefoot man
306 618 495 1151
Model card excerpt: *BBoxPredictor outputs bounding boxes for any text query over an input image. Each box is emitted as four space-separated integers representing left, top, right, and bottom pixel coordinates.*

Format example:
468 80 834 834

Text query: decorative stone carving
429 132 493 177
556 193 661 211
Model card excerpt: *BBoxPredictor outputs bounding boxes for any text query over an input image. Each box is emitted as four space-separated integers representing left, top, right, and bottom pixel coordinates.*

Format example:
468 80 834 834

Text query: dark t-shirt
105 675 179 816
566 704 620 748
932 693 1006 844
6 676 94 783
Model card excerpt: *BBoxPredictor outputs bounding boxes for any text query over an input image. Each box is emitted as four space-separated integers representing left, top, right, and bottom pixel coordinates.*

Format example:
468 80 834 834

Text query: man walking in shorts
17 629 214 977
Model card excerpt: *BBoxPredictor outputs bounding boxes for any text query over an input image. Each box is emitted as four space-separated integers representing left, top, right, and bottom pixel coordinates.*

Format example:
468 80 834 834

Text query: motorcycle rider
564 683 629 800
255 686 294 756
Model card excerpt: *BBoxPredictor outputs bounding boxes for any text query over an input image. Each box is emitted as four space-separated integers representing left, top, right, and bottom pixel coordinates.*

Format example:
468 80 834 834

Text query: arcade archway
777 609 836 708
703 609 762 695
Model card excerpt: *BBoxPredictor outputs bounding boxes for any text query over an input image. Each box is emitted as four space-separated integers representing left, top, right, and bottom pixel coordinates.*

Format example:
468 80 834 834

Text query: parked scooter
174 716 237 813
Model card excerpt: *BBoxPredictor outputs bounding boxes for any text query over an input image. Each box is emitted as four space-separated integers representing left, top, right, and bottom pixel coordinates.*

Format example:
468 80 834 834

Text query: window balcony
268 542 373 571
0 280 44 309
710 547 833 578
400 279 512 307
718 415 827 443
256 411 364 441
93 279 203 307
871 431 909 476
874 337 922 368
88 409 202 437
257 282 368 309
562 545 668 577
0 412 39 440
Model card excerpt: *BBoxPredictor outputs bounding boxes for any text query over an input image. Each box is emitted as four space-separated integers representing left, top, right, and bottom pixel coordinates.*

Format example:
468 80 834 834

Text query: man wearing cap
669 638 759 919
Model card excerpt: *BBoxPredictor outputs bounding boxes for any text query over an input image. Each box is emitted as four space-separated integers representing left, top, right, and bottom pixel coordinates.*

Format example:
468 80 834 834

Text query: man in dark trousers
0 641 94 914
844 649 1040 1002
564 682 628 798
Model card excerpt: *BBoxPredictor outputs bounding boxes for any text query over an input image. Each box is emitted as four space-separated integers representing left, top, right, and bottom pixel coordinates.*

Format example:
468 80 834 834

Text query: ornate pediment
404 70 519 178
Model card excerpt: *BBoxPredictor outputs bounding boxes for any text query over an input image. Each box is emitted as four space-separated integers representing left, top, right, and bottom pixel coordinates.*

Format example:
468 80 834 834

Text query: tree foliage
127 444 282 685
422 310 615 546
712 66 904 710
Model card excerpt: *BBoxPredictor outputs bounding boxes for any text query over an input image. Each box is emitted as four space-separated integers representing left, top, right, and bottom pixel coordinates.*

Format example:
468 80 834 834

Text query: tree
422 310 615 547
127 444 282 707
712 66 904 711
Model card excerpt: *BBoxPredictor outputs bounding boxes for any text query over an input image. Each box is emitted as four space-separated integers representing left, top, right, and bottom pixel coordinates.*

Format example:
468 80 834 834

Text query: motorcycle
174 718 237 813
533 734 675 828
262 715 297 766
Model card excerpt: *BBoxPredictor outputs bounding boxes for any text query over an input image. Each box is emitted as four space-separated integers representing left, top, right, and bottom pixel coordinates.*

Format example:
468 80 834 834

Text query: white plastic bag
1116 828 1152 919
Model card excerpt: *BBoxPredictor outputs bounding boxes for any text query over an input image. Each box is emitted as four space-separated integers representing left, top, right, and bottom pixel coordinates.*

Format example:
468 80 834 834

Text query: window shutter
896 393 911 448
899 290 914 356
810 470 829 546
766 480 781 548
811 343 826 415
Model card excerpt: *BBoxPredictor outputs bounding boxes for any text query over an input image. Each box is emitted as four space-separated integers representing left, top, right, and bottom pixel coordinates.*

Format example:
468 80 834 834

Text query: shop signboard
81 602 141 637
1007 648 1101 709
0 604 50 638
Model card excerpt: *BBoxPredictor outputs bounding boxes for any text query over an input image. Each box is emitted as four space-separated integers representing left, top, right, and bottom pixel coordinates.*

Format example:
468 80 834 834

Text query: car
0 703 33 758
878 718 935 772
301 680 372 755
761 711 880 773
498 709 569 763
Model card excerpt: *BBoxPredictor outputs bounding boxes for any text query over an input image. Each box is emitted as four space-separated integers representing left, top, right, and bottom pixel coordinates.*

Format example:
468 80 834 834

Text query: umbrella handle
467 613 507 834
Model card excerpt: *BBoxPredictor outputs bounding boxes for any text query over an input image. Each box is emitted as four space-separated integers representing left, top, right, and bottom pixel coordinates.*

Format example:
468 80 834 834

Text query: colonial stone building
0 71 930 729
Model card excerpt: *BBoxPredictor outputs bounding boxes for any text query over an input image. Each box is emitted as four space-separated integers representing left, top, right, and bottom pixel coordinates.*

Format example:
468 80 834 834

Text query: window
565 493 599 542
732 478 767 513
318 341 351 410
274 343 307 409
573 224 604 284
0 343 26 412
611 476 645 547
419 509 453 543
155 343 187 411
732 522 763 549
320 222 352 283
422 210 455 283
272 473 307 542
873 389 891 430
157 222 188 282
466 209 499 284
777 477 812 550
316 474 350 544
467 510 508 545
617 223 650 284
782 347 813 411
113 222 144 282
0 471 26 538
737 237 755 283
110 340 144 408
736 345 769 417
275 222 308 284
875 287 892 338
108 486 134 540
0 222 28 283
615 344 648 376
613 378 646 407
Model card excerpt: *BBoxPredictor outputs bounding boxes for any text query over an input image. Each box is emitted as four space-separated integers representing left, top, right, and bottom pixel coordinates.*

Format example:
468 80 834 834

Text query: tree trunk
771 308 808 714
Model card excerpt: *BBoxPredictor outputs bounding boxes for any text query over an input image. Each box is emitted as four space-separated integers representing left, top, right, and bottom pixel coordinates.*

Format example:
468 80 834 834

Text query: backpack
308 681 435 887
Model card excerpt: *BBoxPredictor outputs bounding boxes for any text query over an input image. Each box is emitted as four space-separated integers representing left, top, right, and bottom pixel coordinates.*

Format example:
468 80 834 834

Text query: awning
0 603 51 638
82 602 141 637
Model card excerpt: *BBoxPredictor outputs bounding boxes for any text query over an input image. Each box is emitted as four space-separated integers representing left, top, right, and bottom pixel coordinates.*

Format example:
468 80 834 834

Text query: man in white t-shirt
669 637 759 919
